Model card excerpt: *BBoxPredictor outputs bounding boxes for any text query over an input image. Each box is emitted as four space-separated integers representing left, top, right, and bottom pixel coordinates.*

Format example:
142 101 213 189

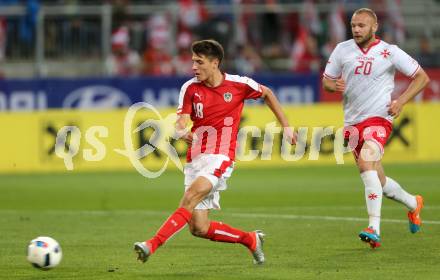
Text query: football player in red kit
134 39 297 264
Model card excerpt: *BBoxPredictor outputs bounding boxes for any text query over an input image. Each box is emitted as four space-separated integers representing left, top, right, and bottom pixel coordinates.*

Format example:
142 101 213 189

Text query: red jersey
177 73 263 162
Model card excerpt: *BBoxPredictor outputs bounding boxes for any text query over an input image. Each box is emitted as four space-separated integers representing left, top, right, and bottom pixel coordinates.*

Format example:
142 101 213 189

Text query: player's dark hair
353 8 378 23
191 39 224 65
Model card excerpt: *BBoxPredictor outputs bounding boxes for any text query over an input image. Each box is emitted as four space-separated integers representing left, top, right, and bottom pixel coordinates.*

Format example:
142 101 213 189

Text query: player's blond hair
353 8 378 23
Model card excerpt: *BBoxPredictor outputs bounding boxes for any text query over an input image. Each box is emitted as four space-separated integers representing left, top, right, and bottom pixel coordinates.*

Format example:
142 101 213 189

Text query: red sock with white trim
146 207 192 254
205 221 255 250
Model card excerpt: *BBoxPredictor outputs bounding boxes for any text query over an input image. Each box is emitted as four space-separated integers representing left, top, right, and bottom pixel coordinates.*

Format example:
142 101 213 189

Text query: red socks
146 210 255 254
206 221 255 250
147 207 192 253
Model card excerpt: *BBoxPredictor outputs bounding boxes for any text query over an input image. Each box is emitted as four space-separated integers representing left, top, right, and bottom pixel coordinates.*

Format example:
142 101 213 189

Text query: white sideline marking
1 209 440 225
228 212 440 225
228 205 440 210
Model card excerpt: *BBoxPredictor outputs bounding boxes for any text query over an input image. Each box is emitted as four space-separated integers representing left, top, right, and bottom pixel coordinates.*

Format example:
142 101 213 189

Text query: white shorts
184 154 234 210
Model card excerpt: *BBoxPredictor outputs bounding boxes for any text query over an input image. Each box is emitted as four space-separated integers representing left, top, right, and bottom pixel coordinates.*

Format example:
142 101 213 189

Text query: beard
354 28 375 47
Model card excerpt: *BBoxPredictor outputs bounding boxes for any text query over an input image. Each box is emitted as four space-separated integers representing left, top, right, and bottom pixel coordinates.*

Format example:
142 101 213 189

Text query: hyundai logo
63 86 131 109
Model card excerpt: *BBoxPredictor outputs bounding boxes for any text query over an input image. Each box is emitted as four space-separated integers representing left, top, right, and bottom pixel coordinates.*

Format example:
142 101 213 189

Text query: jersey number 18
194 102 204 118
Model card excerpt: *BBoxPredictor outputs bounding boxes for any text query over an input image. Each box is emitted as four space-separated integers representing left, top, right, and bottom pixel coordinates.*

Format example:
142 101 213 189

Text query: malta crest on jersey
380 49 391 58
223 92 232 102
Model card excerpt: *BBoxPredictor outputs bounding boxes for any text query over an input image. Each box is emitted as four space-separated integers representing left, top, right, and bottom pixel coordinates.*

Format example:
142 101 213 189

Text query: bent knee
190 229 207 238
181 188 210 210
181 191 202 210
189 224 209 238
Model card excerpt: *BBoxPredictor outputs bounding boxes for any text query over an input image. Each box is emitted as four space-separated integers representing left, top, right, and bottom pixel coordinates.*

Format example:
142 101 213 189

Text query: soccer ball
27 236 62 269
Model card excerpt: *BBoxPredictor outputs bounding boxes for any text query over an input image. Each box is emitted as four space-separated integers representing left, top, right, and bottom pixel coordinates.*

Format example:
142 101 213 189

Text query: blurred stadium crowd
0 0 439 78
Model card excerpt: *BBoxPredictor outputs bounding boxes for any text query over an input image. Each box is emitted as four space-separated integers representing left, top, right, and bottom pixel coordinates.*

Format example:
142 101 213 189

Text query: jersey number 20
354 61 372 75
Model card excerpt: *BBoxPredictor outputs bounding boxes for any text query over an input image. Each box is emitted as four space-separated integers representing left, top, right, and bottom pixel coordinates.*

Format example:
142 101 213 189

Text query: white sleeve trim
409 64 420 79
225 74 262 92
323 72 341 80
177 78 198 113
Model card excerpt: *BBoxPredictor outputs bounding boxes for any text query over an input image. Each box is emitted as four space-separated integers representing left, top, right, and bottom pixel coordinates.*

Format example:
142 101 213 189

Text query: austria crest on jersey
223 92 232 102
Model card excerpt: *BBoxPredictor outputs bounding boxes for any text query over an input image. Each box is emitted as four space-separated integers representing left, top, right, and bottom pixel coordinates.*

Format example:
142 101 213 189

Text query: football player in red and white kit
323 8 430 248
134 39 297 264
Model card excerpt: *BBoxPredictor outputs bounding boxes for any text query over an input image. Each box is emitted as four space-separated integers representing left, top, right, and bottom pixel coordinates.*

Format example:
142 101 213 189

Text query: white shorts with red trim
184 154 234 210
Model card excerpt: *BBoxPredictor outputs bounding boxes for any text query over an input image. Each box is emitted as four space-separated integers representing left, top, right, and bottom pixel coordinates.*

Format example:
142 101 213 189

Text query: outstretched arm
261 86 297 144
388 68 430 117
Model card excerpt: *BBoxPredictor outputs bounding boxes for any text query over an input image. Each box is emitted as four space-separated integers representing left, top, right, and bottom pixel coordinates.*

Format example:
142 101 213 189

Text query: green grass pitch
1 163 439 279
